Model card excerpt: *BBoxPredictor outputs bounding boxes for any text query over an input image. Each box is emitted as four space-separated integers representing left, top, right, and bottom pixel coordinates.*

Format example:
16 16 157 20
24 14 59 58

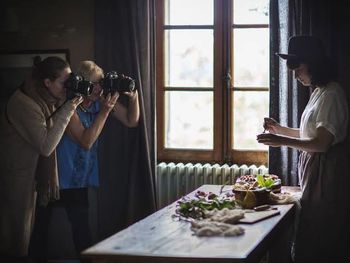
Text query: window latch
223 72 231 89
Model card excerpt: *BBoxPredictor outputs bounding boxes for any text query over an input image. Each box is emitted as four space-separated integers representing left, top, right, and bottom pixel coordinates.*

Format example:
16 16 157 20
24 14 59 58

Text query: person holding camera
29 60 140 261
0 56 83 259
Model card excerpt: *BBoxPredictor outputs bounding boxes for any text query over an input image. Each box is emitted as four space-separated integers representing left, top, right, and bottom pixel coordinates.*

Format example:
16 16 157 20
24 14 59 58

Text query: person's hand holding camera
123 89 138 101
70 95 84 109
119 75 137 99
99 91 119 114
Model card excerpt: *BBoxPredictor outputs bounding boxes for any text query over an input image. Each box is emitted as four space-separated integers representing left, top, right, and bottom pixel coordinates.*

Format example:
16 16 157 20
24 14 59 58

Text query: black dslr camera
64 73 93 99
101 71 136 95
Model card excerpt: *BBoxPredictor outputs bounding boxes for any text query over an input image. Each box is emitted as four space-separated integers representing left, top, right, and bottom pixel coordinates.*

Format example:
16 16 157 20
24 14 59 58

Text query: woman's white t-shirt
300 82 349 145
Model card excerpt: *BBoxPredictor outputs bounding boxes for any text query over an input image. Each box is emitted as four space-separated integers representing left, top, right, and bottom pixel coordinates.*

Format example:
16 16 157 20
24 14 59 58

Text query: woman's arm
257 126 334 153
8 95 81 156
277 126 300 138
65 93 118 150
112 90 140 127
264 117 300 138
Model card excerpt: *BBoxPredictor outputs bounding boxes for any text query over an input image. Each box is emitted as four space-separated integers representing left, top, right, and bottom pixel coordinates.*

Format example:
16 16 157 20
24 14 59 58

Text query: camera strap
46 99 69 121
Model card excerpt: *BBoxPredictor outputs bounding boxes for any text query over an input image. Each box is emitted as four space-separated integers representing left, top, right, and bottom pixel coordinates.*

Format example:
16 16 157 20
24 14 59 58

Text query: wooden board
238 209 281 224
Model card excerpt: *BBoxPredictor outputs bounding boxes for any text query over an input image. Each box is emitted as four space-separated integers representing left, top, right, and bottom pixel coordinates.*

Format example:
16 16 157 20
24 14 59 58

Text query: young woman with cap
257 35 349 262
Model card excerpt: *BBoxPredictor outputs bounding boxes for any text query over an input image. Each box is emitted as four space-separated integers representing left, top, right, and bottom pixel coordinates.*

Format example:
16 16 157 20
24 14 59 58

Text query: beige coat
0 89 75 256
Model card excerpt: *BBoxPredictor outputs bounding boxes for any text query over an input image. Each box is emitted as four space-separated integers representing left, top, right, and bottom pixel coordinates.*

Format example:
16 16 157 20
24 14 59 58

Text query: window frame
156 0 268 166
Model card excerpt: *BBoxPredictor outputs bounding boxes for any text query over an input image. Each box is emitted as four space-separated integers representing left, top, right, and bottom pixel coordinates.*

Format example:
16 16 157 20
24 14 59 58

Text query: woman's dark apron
294 143 350 262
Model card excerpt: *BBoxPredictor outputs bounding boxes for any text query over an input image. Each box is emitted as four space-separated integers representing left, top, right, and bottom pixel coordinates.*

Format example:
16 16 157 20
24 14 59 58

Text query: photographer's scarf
21 78 61 206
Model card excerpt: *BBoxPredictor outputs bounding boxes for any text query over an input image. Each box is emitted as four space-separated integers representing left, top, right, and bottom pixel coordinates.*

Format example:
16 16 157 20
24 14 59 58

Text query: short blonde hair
77 60 104 80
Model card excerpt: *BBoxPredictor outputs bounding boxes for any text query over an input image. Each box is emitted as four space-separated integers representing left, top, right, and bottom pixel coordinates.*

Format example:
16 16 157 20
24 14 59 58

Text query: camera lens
120 77 136 92
101 71 136 94
64 73 93 98
76 80 93 96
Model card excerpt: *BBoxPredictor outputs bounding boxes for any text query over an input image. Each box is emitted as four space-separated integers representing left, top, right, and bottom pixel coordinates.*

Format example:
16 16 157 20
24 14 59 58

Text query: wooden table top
82 185 299 263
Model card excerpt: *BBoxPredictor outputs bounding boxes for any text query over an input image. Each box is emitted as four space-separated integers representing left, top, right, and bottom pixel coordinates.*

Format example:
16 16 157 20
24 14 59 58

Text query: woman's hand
70 96 84 109
263 117 281 134
256 133 285 147
123 89 138 100
100 92 119 114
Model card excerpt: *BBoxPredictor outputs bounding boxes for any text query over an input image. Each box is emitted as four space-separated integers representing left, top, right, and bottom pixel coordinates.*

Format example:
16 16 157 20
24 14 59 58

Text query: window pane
165 0 213 25
165 30 213 87
233 91 269 150
233 28 269 87
165 91 213 149
233 0 269 24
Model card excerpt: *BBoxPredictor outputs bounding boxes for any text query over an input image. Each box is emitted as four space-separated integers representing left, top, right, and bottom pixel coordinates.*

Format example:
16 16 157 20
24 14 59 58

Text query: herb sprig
256 174 274 189
175 191 240 220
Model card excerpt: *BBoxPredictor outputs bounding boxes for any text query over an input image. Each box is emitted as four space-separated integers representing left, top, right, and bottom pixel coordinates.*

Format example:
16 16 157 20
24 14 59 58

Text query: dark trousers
29 188 92 261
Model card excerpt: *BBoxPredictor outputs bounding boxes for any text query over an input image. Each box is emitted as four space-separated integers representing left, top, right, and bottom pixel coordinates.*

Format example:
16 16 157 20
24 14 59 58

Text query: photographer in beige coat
0 56 82 259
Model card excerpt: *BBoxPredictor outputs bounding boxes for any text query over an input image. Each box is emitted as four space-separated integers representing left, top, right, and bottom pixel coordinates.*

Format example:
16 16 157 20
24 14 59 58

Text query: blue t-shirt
57 101 100 189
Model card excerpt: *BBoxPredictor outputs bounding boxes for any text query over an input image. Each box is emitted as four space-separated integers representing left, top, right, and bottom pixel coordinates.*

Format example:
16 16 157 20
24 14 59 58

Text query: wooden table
82 185 299 263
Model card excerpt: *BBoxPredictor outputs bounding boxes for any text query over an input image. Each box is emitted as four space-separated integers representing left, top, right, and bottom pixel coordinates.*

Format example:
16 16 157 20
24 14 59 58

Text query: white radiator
156 162 268 208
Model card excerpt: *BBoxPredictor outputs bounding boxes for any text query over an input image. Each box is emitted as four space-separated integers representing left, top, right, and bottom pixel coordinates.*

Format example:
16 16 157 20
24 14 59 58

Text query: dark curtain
269 0 334 186
94 0 156 240
331 1 350 149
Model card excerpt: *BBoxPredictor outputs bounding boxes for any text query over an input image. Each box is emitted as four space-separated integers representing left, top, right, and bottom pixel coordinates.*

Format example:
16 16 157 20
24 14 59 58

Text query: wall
0 0 95 69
